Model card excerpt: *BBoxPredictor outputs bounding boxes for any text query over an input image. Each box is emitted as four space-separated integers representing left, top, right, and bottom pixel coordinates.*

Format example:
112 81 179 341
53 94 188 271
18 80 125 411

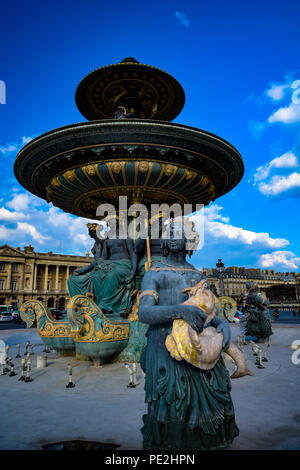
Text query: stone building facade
0 243 299 310
0 244 92 310
203 266 300 307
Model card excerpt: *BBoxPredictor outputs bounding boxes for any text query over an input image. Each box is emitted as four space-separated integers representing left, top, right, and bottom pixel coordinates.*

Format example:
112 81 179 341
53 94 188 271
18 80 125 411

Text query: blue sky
0 0 300 272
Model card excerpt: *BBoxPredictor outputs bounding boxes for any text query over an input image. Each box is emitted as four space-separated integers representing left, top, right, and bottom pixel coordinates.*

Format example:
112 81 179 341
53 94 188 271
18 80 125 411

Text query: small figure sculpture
114 106 137 119
244 284 273 341
138 220 239 450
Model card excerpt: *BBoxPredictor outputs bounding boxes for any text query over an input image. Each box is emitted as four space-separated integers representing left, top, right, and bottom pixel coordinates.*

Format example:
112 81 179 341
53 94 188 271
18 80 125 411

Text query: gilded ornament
138 161 149 173
140 290 159 303
128 291 140 322
64 169 76 182
83 198 98 210
84 164 97 176
165 165 177 176
20 300 73 339
86 222 98 231
111 162 122 174
185 169 196 180
52 177 61 188
67 295 130 344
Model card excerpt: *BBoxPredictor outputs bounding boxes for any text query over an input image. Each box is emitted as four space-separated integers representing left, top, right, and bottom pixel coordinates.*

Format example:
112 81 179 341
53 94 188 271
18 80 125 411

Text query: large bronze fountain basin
14 120 244 218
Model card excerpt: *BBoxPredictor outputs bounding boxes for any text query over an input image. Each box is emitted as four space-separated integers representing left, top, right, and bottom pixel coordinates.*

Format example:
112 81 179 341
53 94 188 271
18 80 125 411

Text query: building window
0 263 5 272
36 280 41 290
47 280 51 290
12 263 18 272
0 279 4 290
11 279 17 291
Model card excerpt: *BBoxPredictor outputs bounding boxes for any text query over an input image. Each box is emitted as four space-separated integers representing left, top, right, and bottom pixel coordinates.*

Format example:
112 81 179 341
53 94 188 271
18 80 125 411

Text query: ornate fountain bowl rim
14 119 244 218
75 58 185 121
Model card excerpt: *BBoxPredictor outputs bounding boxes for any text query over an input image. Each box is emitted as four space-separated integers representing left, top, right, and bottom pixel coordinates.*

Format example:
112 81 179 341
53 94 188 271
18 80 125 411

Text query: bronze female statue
68 220 137 317
138 221 239 450
245 285 273 340
93 220 137 317
68 223 103 297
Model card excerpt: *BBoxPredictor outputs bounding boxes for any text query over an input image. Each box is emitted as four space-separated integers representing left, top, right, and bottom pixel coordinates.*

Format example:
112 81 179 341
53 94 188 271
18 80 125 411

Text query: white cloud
189 204 294 270
0 136 33 156
268 102 300 124
17 222 49 243
0 207 29 221
0 222 49 245
48 206 95 247
202 204 289 250
265 83 289 101
259 250 300 270
7 193 32 211
0 189 294 267
0 192 90 252
271 152 299 168
21 136 33 145
259 172 300 196
0 144 18 155
254 165 271 183
205 219 289 249
0 225 13 240
203 204 230 223
174 11 190 27
254 151 299 183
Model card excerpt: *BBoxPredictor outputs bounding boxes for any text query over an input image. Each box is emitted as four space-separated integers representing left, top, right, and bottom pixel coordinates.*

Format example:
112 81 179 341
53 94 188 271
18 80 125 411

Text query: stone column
6 262 12 290
55 265 59 291
33 263 37 291
65 266 70 290
20 262 25 291
218 273 224 297
44 264 48 291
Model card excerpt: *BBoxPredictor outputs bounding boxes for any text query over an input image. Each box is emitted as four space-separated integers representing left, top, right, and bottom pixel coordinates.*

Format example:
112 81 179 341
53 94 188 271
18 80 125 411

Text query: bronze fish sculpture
166 279 253 378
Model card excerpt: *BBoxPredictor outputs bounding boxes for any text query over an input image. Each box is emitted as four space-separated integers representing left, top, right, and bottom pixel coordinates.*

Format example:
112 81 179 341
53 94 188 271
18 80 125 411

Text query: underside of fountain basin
14 120 244 219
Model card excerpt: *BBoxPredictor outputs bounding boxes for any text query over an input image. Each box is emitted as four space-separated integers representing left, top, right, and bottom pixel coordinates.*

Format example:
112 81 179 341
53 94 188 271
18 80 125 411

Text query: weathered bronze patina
14 57 244 218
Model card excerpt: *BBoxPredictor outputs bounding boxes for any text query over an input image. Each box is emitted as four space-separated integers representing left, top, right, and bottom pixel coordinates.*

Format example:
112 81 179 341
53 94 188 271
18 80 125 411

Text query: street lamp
216 259 225 296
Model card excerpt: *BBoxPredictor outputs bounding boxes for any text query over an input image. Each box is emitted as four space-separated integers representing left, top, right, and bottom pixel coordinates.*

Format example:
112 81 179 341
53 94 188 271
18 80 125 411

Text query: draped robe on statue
138 263 239 450
68 237 136 316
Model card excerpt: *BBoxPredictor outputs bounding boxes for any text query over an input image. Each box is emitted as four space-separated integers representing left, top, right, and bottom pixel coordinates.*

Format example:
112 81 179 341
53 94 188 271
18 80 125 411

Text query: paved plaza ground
0 322 299 451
